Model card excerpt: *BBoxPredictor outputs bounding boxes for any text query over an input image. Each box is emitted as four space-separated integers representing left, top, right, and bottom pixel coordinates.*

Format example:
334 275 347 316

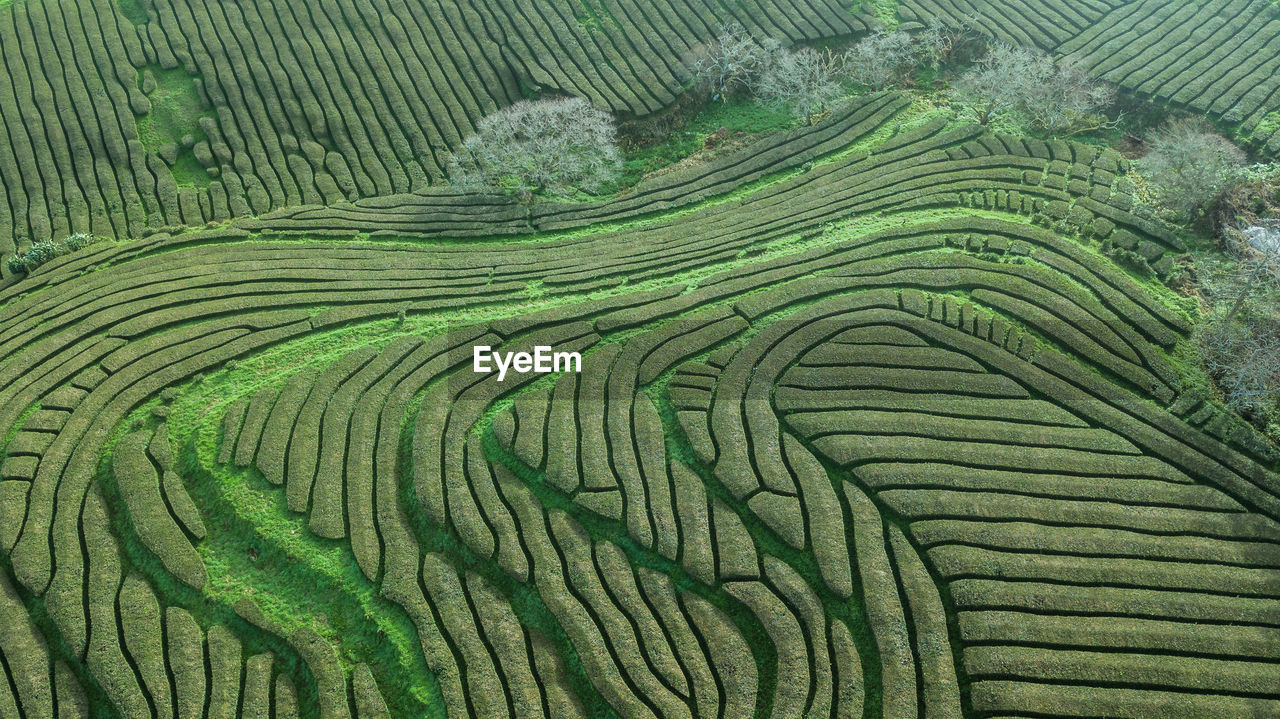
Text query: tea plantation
0 1 1278 719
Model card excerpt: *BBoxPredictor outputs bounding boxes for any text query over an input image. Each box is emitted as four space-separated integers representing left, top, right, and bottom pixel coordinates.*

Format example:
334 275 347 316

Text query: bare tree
1023 60 1117 135
685 24 770 102
843 30 922 90
447 97 622 204
1198 223 1280 416
952 43 1040 125
841 26 951 90
952 43 1114 134
929 15 987 66
1222 223 1280 323
1139 119 1248 222
754 45 845 125
1201 318 1280 414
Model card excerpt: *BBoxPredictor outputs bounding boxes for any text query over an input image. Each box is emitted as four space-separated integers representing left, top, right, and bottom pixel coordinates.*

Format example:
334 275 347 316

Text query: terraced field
3 1 1280 719
2 85 1279 717
0 0 873 257
3 0 1280 261
899 0 1280 154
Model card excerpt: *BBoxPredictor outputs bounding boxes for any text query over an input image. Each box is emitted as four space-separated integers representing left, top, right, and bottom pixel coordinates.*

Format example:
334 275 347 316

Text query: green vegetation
2 2 1280 719
135 67 215 189
5 233 100 274
1249 111 1280 143
862 0 900 30
612 98 798 191
115 0 149 24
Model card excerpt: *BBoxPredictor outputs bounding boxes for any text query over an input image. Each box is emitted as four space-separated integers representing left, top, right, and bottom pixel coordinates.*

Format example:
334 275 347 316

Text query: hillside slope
2 85 1279 718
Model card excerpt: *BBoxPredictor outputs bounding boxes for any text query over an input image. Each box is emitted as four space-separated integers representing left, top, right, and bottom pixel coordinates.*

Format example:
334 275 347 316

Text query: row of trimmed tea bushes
216 297 876 718
897 0 1127 49
0 210 1188 505
1058 0 1280 155
240 92 911 238
0 0 159 257
243 115 1184 279
3 453 378 719
692 296 1280 717
0 175 1264 718
0 0 874 268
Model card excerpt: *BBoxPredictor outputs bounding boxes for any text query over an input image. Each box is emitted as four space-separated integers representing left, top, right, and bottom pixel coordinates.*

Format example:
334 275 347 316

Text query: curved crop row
0 0 875 269
243 106 1186 282
1057 0 1280 154
897 0 1126 49
1 97 1276 718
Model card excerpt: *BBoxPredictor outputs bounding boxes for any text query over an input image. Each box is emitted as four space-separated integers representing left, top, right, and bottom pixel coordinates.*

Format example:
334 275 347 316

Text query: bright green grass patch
156 376 443 718
134 68 207 150
572 0 617 31
135 67 215 189
611 98 800 190
169 152 210 187
860 0 899 29
1163 330 1212 398
189 460 442 716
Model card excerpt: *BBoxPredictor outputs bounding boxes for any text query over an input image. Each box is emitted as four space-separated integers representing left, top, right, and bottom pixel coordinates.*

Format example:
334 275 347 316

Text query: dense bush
5 234 98 275
63 232 95 250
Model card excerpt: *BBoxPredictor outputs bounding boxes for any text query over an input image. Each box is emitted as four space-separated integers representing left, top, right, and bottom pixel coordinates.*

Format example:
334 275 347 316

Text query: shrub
446 97 622 204
4 234 101 275
62 232 94 251
1200 318 1280 414
6 240 62 275
24 240 62 266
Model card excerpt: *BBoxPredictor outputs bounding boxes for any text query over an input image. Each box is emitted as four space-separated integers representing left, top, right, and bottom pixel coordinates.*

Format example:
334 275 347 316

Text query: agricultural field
1 1 1279 719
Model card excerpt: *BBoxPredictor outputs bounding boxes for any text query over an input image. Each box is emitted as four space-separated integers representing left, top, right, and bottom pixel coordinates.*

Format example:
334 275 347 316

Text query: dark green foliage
5 235 99 274
2 26 1279 719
